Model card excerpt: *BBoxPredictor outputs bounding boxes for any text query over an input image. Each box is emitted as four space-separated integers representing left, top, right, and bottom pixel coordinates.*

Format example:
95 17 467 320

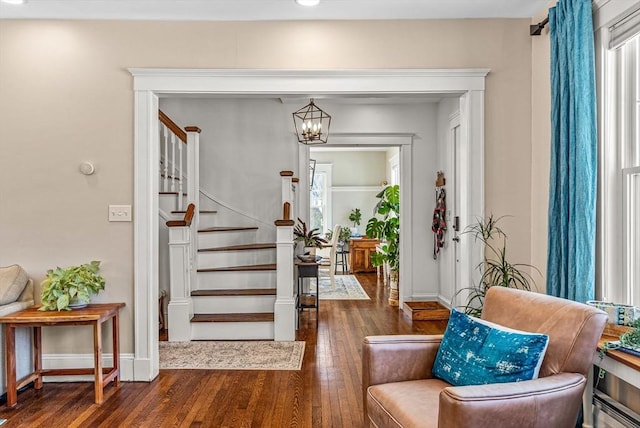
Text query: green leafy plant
40 261 106 311
455 215 538 317
325 226 351 243
294 218 328 248
348 208 362 227
366 185 400 272
338 226 351 243
598 319 640 384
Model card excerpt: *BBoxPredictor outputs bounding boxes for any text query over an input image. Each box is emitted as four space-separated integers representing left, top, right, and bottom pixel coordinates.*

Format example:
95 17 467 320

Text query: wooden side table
296 256 321 328
0 302 125 407
349 238 379 273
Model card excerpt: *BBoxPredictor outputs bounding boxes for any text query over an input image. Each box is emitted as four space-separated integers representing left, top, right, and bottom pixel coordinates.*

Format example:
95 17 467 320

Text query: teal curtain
547 0 597 303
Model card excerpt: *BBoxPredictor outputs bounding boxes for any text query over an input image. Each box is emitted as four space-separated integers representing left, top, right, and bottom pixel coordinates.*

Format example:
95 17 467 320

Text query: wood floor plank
0 273 447 427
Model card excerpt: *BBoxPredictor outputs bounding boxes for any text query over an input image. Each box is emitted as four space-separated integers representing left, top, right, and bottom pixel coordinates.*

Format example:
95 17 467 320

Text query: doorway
130 69 487 382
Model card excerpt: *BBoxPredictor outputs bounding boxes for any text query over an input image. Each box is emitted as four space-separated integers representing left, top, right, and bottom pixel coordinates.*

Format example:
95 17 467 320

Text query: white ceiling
0 0 548 21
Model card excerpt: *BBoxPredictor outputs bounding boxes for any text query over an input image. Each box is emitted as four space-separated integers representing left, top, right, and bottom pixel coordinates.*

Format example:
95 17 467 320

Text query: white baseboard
438 295 453 309
407 293 440 301
404 294 452 309
42 353 135 382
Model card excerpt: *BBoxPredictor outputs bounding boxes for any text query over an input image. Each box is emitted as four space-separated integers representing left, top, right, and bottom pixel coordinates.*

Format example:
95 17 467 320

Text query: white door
448 112 463 306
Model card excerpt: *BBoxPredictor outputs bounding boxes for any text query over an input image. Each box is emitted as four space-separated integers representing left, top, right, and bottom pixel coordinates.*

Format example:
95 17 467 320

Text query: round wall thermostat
79 161 96 175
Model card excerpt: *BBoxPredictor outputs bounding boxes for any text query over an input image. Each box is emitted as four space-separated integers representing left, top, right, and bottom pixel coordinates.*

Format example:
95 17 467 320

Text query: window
620 35 640 305
309 163 332 235
599 7 640 305
389 154 400 186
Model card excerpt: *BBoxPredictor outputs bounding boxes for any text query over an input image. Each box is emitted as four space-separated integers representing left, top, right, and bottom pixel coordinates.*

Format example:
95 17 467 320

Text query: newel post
185 126 200 288
166 204 196 342
274 199 296 341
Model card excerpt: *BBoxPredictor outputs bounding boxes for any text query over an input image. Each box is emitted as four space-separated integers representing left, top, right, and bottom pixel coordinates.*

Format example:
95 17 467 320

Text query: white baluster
292 181 297 222
162 124 169 192
171 133 177 192
177 139 183 211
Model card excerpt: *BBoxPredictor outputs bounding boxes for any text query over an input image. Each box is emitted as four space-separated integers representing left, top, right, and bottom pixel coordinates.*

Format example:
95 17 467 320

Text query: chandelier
292 98 331 145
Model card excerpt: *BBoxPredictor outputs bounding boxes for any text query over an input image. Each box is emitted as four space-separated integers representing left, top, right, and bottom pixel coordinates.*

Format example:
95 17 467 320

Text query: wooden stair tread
191 313 274 323
199 243 276 252
191 289 276 297
198 226 259 233
197 264 276 272
172 210 217 214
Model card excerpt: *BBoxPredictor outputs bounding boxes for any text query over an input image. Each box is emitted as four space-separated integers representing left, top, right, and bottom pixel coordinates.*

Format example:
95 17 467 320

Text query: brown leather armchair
362 287 607 428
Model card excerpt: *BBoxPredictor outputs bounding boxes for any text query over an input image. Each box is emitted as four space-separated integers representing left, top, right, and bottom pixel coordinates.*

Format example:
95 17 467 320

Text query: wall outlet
109 205 132 222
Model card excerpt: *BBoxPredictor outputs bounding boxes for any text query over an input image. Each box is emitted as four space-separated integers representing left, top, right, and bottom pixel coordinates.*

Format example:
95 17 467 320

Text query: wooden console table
349 238 379 273
0 302 125 407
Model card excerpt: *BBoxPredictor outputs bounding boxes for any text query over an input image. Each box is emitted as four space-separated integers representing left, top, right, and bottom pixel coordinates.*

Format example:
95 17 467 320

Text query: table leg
5 325 16 407
34 326 42 390
112 313 120 387
582 364 595 428
93 320 103 404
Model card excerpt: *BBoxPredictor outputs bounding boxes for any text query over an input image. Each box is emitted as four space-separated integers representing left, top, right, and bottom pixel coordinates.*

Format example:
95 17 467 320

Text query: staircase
159 111 297 342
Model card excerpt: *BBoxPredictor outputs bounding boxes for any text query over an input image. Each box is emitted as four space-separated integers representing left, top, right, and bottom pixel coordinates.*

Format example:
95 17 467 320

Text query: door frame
130 68 488 381
298 134 413 302
446 110 463 307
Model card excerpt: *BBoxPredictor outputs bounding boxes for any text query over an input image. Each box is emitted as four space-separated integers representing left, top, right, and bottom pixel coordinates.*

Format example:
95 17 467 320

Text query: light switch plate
109 205 132 222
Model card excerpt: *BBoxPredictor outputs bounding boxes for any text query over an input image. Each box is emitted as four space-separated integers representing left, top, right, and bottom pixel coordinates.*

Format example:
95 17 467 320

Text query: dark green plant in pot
455 215 538 317
294 218 328 249
366 185 400 305
40 261 106 311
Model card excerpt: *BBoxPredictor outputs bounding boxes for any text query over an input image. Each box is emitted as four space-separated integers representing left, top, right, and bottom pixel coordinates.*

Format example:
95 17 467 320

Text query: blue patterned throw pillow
432 308 549 386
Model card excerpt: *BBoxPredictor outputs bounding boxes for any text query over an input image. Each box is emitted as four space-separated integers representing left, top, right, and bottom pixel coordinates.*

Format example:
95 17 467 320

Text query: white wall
0 18 533 356
310 150 386 233
161 98 442 299
307 101 441 299
160 98 297 242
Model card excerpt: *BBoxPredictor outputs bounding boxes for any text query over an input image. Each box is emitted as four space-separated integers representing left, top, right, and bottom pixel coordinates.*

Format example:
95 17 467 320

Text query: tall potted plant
366 185 400 306
456 215 538 317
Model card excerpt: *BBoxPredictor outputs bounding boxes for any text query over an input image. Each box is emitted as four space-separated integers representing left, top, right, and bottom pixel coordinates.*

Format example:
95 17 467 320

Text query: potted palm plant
366 185 400 306
40 261 106 311
294 218 328 257
455 215 538 317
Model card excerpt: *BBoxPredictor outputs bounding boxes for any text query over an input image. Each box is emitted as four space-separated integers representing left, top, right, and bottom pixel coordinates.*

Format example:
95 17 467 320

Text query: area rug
159 341 305 370
313 274 370 300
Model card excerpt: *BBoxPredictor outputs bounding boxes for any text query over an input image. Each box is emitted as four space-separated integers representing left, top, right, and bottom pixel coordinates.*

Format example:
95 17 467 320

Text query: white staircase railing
160 112 298 341
159 111 202 212
159 111 185 196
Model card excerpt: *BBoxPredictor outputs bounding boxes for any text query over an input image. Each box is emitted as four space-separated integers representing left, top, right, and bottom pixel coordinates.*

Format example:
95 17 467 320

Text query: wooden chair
319 224 341 289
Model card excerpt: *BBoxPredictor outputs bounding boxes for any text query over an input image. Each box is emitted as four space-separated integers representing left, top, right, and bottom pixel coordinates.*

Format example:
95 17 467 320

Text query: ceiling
0 0 548 21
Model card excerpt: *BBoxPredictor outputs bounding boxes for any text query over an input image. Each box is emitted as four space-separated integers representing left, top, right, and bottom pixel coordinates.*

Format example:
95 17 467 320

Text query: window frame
596 1 640 306
309 163 332 236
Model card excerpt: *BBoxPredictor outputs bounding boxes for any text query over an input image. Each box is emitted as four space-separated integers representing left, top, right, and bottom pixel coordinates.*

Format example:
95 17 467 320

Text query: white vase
304 246 317 257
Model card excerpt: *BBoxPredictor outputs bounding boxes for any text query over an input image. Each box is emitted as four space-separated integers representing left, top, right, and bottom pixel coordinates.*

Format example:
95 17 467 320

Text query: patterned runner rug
313 274 370 300
159 341 305 370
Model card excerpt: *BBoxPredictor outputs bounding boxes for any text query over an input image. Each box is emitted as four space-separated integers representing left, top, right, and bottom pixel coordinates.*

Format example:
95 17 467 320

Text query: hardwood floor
0 273 447 427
